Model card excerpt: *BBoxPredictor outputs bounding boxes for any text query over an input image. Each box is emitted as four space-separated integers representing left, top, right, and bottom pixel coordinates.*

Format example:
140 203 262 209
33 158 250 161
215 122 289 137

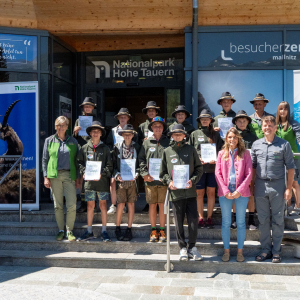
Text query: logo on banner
14 85 36 91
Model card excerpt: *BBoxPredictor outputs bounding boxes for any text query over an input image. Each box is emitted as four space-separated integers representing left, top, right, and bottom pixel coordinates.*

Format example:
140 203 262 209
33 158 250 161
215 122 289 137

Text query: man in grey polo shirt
251 115 295 263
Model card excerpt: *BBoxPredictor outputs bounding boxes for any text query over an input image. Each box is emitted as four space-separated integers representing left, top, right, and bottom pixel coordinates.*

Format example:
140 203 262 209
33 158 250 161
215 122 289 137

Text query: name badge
149 147 156 152
171 158 178 163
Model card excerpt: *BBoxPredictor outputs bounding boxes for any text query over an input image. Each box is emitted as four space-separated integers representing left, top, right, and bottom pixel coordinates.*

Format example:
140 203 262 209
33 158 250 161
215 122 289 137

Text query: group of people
42 91 300 264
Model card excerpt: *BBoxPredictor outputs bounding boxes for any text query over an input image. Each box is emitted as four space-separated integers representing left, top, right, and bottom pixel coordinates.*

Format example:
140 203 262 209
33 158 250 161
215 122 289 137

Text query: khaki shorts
145 185 168 204
116 181 137 204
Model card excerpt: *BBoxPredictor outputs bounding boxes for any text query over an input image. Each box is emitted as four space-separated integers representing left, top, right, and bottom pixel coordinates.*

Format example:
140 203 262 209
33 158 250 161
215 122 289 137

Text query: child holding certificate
138 117 170 242
77 121 113 242
189 109 224 229
112 124 140 241
160 124 203 261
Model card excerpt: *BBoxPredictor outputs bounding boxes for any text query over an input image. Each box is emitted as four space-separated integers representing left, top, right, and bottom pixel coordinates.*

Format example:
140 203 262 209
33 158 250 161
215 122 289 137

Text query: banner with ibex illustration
0 82 39 210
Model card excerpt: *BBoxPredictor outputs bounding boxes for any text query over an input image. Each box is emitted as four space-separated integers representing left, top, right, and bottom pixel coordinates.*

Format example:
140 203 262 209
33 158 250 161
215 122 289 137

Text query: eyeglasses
152 117 164 122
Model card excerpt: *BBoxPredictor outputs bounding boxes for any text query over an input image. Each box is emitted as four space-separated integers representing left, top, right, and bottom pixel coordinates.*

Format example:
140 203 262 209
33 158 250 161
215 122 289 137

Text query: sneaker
198 218 205 229
231 221 237 230
76 201 87 213
149 229 159 242
101 231 111 242
179 247 188 261
56 231 64 241
288 207 300 216
206 218 214 229
77 230 95 241
159 230 166 243
123 205 128 213
115 228 124 241
67 231 76 242
123 228 132 241
107 204 116 214
249 224 258 230
188 247 203 261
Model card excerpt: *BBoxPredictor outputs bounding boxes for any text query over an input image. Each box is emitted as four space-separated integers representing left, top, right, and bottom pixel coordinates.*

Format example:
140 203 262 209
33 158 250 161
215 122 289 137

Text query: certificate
173 165 189 189
79 116 93 136
85 161 102 181
149 158 161 181
218 118 233 138
121 159 136 181
201 143 217 163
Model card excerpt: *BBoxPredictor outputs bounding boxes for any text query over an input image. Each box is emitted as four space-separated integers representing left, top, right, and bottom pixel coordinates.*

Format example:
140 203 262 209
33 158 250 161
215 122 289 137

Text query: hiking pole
164 189 173 272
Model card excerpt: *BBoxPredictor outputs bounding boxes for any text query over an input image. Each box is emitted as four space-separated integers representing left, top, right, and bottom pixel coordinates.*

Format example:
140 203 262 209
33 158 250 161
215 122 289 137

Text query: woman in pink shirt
215 128 253 263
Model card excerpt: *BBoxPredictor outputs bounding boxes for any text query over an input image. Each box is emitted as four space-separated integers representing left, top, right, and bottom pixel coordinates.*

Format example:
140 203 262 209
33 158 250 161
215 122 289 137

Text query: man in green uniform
249 93 273 139
168 105 194 135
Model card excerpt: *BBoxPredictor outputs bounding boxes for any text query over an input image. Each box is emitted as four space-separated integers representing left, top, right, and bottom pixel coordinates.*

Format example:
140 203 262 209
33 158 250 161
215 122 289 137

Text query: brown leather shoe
222 252 230 262
236 253 245 262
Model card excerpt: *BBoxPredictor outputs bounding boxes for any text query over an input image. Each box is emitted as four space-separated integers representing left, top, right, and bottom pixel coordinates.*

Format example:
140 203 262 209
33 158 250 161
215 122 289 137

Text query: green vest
276 125 300 159
248 121 264 139
47 136 78 180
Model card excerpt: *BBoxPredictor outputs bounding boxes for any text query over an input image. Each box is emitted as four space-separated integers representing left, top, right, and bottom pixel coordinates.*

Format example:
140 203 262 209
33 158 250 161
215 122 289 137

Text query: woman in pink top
215 128 252 263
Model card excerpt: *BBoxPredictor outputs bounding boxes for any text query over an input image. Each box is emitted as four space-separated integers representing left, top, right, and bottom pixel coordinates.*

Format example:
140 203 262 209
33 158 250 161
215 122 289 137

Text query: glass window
286 31 300 67
0 33 37 70
41 37 51 71
166 89 181 126
0 71 37 82
53 41 74 82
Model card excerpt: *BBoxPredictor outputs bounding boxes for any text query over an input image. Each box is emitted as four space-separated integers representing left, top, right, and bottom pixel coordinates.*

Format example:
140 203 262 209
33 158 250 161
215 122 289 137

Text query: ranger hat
114 108 132 119
232 110 252 124
86 121 106 137
79 97 97 107
167 124 189 139
142 101 161 114
250 93 269 104
148 116 168 132
118 124 137 136
217 92 236 105
171 105 191 118
196 109 215 123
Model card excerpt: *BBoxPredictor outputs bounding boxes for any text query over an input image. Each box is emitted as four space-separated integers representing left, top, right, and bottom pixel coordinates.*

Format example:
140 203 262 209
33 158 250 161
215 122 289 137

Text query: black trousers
172 197 198 250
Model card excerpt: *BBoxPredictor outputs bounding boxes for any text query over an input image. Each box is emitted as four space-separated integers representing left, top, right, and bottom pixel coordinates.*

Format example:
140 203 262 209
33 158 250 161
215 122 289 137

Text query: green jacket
213 109 236 128
112 141 141 190
160 140 203 201
137 119 151 145
167 120 195 135
276 123 300 159
236 126 258 149
188 126 223 173
138 135 170 186
77 141 113 192
42 134 79 181
248 111 273 139
73 113 101 147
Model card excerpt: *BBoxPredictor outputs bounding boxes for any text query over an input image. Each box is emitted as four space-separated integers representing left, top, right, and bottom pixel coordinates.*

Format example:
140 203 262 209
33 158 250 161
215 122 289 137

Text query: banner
0 82 39 210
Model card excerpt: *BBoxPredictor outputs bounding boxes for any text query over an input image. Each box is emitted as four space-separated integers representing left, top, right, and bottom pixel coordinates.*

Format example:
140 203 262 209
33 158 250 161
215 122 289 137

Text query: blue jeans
219 184 249 249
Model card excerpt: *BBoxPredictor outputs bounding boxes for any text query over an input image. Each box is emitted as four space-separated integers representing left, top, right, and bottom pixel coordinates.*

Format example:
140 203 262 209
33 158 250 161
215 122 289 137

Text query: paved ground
0 266 300 300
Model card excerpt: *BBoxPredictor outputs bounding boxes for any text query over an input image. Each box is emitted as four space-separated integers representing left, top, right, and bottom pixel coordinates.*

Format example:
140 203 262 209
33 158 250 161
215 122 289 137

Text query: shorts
145 185 168 204
116 181 137 204
293 159 300 181
196 172 217 190
85 190 110 202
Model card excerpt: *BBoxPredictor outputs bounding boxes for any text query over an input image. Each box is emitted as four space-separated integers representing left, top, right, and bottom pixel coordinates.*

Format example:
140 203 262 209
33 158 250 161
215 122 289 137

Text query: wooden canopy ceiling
1 0 300 51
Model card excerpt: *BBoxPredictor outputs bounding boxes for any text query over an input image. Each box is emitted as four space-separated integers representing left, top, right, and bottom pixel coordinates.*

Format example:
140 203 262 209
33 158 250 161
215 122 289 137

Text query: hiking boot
149 229 159 242
56 231 64 241
77 231 95 241
159 229 166 243
188 247 203 261
115 228 124 241
107 204 117 214
123 228 132 241
231 221 237 230
76 201 87 213
67 231 76 242
179 247 188 261
101 231 111 242
198 218 205 228
206 218 214 229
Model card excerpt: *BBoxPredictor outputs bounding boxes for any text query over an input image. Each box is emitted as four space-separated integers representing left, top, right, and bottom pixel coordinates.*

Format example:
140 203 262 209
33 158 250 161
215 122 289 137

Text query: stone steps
1 249 300 275
0 221 261 241
0 235 295 257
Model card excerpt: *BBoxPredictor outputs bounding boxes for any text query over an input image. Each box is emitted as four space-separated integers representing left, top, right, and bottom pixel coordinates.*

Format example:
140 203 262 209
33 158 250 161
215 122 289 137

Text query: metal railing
0 155 23 222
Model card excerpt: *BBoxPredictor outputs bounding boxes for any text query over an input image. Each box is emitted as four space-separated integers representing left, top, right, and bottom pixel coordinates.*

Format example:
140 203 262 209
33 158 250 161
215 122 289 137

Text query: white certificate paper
218 118 233 138
201 143 217 163
85 161 102 181
149 158 161 180
173 165 189 189
121 159 136 181
79 116 93 136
